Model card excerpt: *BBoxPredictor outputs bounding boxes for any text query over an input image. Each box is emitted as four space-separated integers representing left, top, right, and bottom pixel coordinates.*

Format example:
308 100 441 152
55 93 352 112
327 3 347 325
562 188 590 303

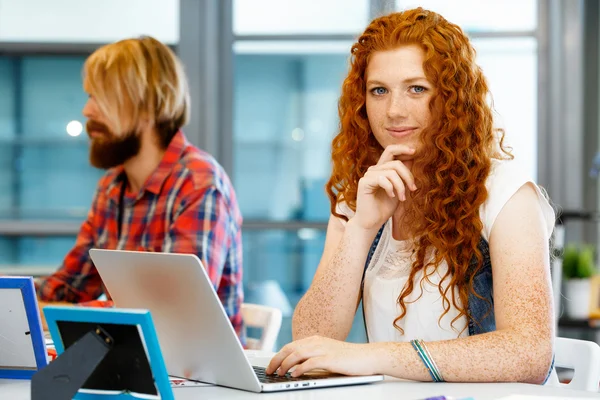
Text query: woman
266 8 555 383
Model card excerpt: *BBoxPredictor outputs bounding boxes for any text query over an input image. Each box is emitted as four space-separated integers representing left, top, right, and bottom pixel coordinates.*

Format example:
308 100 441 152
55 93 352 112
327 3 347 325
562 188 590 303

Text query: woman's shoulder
480 158 555 241
484 157 538 194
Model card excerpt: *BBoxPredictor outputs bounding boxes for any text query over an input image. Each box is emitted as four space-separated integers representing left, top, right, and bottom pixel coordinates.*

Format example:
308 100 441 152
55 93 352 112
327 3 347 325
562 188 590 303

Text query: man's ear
137 110 155 132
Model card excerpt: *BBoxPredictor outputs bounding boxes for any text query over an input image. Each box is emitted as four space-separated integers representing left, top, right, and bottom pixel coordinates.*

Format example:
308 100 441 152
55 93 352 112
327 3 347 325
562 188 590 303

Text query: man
36 36 244 341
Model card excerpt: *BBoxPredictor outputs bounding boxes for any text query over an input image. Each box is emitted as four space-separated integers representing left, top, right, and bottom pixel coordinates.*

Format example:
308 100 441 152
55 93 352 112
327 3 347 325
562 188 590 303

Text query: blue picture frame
0 276 48 379
44 307 174 400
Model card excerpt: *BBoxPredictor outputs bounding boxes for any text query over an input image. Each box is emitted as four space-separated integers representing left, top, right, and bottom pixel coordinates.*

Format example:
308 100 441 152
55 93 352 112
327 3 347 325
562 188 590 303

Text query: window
0 55 99 268
234 47 350 221
232 1 370 346
473 38 538 177
233 0 369 35
0 0 179 43
396 0 537 32
0 237 76 269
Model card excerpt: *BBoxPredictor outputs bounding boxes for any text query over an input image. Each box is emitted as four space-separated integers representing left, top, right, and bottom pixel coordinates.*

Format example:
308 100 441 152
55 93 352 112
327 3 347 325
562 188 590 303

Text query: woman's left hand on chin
265 335 381 377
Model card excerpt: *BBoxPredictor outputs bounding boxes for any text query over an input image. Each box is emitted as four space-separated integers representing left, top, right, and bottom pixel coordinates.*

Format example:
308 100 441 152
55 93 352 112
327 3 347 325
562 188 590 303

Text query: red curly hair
326 8 512 333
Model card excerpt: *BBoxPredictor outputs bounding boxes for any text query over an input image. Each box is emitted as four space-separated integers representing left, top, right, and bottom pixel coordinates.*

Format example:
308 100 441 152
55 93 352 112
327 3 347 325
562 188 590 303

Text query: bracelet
410 339 437 381
417 339 445 382
414 340 443 382
410 339 445 382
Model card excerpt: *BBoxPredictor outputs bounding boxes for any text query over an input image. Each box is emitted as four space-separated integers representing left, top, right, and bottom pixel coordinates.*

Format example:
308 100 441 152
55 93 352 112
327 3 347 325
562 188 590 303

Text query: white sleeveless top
337 159 555 343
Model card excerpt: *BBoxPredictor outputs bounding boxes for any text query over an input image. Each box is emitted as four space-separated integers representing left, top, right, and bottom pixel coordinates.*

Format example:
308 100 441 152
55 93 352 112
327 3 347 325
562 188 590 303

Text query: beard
86 120 141 170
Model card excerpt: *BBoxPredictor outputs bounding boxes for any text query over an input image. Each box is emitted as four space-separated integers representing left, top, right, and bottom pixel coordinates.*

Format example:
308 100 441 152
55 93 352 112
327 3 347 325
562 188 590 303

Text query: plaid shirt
37 131 245 340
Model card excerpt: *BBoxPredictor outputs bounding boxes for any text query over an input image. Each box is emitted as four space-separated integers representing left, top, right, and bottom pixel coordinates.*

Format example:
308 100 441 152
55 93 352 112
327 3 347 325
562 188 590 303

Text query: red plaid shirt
37 131 245 340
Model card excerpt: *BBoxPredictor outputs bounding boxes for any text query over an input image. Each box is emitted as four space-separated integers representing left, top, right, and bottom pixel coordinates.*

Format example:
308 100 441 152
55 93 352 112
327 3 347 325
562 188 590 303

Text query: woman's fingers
384 169 407 201
278 351 310 376
290 356 328 377
376 144 416 165
375 175 395 198
267 338 326 376
266 345 295 374
369 160 416 191
362 171 406 200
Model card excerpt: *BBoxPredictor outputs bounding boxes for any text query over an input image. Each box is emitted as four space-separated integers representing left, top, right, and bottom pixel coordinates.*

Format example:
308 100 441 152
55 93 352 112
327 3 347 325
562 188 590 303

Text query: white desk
1 352 598 400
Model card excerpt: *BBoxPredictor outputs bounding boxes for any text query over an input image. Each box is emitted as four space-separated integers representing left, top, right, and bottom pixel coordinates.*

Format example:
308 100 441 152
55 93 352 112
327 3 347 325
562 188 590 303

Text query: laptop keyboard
253 366 331 384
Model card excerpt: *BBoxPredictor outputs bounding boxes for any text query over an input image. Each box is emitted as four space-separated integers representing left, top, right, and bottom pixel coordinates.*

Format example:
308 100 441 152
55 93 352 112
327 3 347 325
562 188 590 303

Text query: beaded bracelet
410 339 445 382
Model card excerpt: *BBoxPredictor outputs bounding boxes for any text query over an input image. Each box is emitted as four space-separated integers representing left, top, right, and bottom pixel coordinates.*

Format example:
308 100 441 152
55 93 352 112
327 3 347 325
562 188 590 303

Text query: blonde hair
83 36 190 147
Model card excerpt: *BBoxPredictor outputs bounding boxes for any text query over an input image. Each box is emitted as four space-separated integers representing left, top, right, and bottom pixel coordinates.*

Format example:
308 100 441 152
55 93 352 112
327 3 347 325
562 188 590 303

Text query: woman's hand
352 144 417 231
265 336 381 377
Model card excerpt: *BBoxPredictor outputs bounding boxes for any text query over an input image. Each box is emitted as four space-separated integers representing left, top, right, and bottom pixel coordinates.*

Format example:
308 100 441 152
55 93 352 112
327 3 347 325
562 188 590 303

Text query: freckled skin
292 227 370 341
270 183 553 383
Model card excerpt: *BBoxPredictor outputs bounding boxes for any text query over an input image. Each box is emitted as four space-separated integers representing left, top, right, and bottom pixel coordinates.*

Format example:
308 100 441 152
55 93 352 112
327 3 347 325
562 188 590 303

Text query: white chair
552 337 600 392
242 303 282 351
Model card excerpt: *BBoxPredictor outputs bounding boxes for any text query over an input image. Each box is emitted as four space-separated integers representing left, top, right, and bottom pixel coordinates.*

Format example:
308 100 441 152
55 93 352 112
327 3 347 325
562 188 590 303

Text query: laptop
89 249 384 393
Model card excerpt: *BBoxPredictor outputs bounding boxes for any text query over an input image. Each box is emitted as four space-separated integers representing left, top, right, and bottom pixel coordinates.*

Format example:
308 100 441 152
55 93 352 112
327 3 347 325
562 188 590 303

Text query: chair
552 337 600 392
242 303 282 351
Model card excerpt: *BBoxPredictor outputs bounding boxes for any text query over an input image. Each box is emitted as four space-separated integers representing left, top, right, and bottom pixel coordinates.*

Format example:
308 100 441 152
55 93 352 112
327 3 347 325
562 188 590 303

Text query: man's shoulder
174 145 232 193
95 168 123 193
168 144 242 225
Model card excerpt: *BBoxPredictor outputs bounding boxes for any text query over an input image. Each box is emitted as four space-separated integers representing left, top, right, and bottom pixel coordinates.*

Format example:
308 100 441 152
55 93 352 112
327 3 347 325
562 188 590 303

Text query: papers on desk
422 397 474 400
168 376 213 388
497 396 582 400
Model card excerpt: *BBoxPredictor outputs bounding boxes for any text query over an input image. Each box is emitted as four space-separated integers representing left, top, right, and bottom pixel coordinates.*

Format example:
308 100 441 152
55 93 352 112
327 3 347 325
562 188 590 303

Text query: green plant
563 244 597 279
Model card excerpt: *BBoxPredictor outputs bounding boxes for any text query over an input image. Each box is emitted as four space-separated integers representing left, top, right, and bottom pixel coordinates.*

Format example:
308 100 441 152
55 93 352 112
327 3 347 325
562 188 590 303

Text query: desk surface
1 352 598 400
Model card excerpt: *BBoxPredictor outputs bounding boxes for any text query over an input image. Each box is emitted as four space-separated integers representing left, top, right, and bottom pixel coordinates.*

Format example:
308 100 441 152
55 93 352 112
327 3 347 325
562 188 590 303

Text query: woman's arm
293 215 379 341
375 183 554 383
294 144 417 341
271 183 554 384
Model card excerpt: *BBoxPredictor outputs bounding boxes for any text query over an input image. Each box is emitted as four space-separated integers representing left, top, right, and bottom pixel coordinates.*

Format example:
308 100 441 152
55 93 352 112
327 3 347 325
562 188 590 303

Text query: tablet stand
31 327 113 400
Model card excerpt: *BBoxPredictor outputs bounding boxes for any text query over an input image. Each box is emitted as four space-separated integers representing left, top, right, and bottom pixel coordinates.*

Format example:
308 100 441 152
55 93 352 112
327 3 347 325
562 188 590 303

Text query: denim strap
360 224 386 343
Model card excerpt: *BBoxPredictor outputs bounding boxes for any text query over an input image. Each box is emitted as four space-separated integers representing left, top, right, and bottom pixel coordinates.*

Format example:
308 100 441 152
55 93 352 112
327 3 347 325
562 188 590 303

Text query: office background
0 0 598 345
